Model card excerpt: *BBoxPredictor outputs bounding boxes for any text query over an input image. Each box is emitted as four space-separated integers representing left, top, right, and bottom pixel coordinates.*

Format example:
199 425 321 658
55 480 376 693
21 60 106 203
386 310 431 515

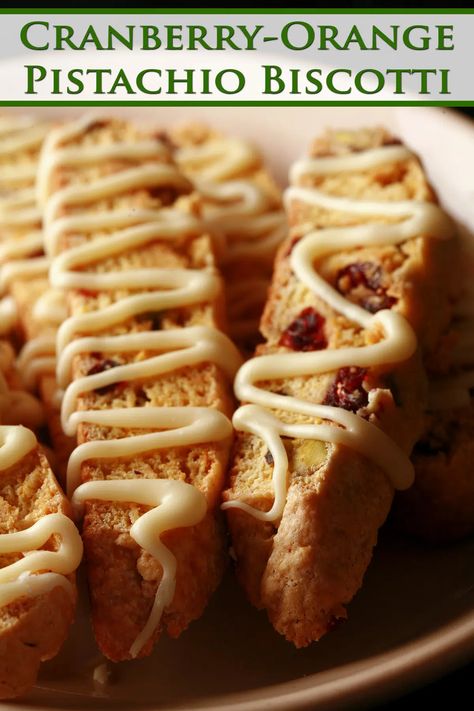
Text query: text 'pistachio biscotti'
38 116 242 661
223 128 456 647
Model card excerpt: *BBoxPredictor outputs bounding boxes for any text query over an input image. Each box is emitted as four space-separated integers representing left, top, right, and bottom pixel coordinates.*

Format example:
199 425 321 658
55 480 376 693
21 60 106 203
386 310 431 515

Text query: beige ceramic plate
1 84 474 710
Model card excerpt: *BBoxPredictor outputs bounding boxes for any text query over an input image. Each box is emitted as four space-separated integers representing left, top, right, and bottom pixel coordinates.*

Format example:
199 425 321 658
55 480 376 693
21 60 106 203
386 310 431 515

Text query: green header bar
0 8 473 14
1 100 473 107
2 8 470 105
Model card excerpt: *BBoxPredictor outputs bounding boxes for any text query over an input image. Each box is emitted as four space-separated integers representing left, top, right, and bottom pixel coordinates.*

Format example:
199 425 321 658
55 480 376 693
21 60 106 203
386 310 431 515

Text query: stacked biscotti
394 254 473 542
0 113 471 701
168 123 286 353
38 116 241 661
223 128 456 646
0 122 82 693
5 258 73 479
0 115 51 339
0 114 72 476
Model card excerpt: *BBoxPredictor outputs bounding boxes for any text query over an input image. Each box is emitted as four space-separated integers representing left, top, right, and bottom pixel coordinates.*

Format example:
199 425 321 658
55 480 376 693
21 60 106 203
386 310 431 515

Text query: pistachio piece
286 438 328 474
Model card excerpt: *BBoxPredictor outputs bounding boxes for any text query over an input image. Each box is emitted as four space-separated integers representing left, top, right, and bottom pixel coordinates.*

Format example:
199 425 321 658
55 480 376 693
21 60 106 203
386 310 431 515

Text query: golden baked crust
224 127 456 647
0 446 77 699
45 118 234 661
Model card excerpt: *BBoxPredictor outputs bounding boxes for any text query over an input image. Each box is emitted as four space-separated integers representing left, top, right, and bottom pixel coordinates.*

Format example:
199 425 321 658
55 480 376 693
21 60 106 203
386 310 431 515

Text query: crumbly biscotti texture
47 119 234 661
224 127 456 647
0 446 76 699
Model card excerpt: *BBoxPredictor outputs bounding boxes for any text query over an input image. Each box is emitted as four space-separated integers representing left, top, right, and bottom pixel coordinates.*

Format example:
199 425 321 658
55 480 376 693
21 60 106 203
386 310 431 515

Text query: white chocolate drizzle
17 335 57 390
38 118 240 656
174 133 287 343
0 118 51 344
223 144 454 522
175 135 258 183
0 118 48 232
0 425 83 609
0 255 53 342
0 230 43 264
72 477 207 658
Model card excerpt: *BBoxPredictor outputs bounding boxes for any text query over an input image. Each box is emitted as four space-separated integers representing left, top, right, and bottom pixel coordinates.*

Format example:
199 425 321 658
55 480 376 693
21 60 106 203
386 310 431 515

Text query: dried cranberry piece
87 358 122 395
279 307 327 352
323 366 368 413
135 387 151 405
137 311 162 330
87 358 120 377
264 450 274 465
360 293 397 314
77 288 97 299
336 262 397 314
337 262 382 291
148 186 181 206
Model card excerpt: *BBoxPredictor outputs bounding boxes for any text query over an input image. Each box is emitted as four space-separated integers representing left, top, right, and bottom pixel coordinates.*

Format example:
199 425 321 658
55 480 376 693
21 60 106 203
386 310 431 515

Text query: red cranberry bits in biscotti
279 307 327 352
323 366 369 412
336 261 397 314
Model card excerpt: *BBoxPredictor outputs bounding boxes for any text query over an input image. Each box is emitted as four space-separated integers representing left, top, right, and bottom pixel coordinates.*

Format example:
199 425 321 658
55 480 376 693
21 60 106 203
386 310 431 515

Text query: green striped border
0 8 473 13
1 101 472 107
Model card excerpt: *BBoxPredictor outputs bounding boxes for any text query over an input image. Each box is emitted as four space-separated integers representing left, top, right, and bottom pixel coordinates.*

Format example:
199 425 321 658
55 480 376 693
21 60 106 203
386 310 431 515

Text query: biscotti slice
0 423 82 699
1 255 73 479
393 275 474 542
0 338 46 436
0 114 48 241
223 128 456 647
0 115 51 339
0 115 65 464
168 123 286 353
38 116 241 661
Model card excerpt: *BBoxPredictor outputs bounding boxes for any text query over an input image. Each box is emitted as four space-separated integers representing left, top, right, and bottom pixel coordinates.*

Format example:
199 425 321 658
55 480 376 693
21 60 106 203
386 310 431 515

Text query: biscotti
0 423 82 699
0 115 50 339
38 116 241 661
168 123 286 353
394 274 473 542
223 127 456 647
3 257 73 479
0 114 71 475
